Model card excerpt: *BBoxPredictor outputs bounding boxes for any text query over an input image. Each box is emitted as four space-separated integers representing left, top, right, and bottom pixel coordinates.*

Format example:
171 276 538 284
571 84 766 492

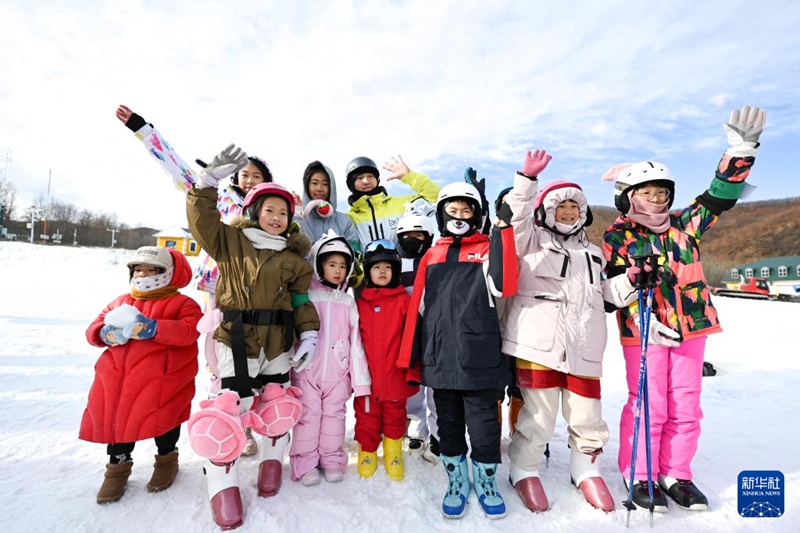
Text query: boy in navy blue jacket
399 181 518 520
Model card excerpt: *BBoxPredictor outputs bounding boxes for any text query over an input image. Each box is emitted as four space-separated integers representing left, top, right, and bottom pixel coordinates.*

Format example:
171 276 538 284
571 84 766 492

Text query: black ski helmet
345 156 380 193
363 239 401 288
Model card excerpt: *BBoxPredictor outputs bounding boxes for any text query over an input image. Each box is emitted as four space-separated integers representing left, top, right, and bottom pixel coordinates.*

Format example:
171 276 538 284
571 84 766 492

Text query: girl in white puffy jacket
500 150 637 514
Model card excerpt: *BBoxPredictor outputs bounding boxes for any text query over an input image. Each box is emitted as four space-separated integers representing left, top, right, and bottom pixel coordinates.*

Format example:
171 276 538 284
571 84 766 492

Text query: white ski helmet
435 182 483 235
612 161 675 214
309 230 354 286
396 213 437 257
397 213 437 238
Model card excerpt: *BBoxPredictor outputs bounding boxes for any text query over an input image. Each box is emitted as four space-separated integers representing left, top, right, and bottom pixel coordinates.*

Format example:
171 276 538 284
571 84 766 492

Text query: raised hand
197 144 248 188
382 154 410 181
115 105 133 123
115 104 147 132
521 149 552 178
724 105 766 157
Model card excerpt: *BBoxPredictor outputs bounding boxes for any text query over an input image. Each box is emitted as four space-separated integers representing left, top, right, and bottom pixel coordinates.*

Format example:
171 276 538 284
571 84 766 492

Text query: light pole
107 227 119 248
27 206 40 243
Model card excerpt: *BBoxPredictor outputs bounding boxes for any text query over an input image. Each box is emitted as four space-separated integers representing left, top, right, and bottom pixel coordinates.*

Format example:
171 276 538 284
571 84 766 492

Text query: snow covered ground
1 240 797 532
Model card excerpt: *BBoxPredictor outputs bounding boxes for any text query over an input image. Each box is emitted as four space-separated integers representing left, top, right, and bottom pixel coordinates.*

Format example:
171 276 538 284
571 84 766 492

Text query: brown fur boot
147 450 179 492
96 461 133 504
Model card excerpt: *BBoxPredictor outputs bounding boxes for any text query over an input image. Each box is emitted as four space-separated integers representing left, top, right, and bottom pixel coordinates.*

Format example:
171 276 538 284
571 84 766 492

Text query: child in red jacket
355 239 417 481
81 246 202 505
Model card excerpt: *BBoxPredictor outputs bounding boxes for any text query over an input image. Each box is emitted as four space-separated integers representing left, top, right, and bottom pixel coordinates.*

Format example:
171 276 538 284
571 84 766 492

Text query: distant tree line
1 192 156 249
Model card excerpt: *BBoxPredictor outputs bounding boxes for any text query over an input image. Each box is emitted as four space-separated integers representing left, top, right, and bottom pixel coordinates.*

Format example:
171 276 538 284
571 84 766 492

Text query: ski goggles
364 239 397 255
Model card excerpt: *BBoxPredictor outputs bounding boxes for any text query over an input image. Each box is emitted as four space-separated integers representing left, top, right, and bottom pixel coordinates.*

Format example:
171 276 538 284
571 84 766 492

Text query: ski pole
642 283 655 527
623 254 658 527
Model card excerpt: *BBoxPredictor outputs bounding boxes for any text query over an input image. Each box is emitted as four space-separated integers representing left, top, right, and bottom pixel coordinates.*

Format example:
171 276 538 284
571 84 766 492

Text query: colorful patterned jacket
602 153 756 347
128 121 247 294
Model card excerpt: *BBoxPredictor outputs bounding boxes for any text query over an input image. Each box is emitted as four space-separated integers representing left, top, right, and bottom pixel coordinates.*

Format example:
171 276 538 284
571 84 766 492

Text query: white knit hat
126 246 173 270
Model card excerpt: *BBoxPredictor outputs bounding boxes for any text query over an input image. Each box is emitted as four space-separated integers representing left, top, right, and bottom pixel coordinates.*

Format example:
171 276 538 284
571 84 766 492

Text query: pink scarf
627 196 670 233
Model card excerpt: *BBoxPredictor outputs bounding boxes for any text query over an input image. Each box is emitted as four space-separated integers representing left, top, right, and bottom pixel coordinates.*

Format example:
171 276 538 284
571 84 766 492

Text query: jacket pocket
678 280 713 332
517 296 560 352
460 318 502 369
422 321 438 367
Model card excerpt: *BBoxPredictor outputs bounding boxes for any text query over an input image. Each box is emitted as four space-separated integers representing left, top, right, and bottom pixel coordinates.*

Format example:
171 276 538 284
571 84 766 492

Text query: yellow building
153 225 200 256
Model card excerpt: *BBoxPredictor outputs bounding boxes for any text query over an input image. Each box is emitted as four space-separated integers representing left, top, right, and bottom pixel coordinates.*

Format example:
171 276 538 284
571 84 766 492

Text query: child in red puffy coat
80 246 202 504
354 239 417 481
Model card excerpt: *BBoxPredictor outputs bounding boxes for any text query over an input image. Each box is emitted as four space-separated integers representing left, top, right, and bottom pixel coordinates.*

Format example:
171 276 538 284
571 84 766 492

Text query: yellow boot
357 446 378 478
383 437 404 481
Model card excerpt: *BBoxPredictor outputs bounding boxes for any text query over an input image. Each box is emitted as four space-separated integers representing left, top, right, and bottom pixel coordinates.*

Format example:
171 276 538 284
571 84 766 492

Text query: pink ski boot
205 460 243 530
570 449 615 512
251 384 303 497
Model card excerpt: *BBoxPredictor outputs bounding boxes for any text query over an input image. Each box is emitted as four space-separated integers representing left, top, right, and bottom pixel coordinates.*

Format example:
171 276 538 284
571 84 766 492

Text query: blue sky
1 0 798 229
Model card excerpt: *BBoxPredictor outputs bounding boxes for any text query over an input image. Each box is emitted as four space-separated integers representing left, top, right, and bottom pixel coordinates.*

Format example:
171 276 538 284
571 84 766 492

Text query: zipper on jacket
560 255 569 277
366 197 380 242
245 285 253 309
321 295 332 380
584 253 594 284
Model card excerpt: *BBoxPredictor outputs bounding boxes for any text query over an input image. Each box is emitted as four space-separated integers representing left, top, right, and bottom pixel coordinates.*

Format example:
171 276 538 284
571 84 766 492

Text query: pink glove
626 262 659 289
522 149 552 178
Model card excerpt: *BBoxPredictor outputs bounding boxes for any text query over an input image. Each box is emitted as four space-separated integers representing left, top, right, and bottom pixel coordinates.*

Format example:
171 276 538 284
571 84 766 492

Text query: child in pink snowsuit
290 230 372 485
602 105 766 512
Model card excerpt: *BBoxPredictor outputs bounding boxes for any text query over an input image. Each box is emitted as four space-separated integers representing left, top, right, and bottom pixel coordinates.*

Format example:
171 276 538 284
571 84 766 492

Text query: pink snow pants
289 372 352 479
618 336 705 481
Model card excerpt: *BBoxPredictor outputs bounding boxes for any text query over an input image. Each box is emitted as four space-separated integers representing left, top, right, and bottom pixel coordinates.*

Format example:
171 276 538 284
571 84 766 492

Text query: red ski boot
205 460 243 530
570 449 615 512
257 433 290 497
514 476 549 512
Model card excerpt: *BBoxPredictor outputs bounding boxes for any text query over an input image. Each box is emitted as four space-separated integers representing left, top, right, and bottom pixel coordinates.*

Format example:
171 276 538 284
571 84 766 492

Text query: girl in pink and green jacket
601 105 766 513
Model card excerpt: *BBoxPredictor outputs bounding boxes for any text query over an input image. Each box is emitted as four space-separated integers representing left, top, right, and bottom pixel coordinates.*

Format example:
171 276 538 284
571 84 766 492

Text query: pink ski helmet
243 182 296 225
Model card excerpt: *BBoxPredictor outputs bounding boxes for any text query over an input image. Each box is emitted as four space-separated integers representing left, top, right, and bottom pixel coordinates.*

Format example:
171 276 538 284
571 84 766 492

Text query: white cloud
1 0 798 228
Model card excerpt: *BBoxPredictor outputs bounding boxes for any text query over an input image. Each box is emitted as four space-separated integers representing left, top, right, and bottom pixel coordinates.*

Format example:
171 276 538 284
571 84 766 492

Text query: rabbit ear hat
602 161 675 214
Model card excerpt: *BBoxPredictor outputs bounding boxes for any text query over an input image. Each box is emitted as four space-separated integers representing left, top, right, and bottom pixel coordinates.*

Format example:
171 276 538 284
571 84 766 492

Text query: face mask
554 221 580 235
398 235 430 258
131 268 173 293
442 212 474 236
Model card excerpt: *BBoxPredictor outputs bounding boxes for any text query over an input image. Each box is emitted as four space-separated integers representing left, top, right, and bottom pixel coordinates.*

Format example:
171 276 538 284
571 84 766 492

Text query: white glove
649 320 681 347
723 105 766 157
291 330 318 372
196 143 249 188
635 315 681 347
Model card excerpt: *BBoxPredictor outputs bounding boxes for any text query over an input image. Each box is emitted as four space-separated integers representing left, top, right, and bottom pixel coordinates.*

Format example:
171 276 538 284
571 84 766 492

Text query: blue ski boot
441 454 471 518
471 460 507 519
